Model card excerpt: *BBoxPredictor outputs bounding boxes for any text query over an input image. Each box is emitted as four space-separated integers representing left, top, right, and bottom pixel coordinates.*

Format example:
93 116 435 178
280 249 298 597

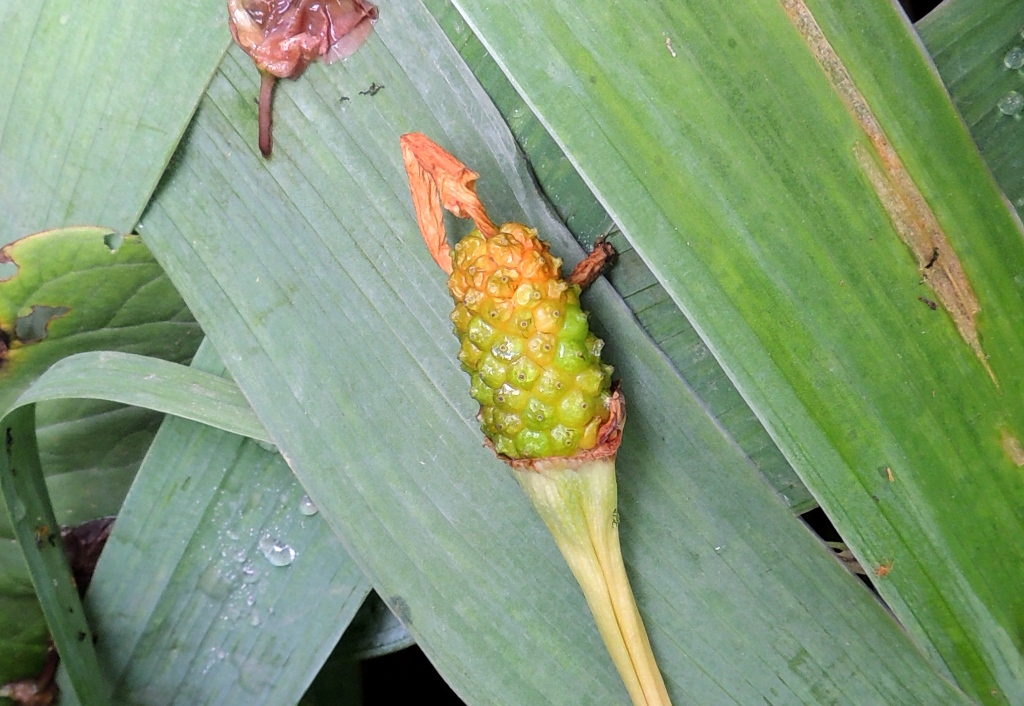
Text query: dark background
361 0 944 702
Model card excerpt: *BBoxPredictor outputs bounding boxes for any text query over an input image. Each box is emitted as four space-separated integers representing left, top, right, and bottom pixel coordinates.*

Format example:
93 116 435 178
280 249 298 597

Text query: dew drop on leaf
258 536 295 567
997 90 1024 116
298 494 319 516
1004 46 1024 70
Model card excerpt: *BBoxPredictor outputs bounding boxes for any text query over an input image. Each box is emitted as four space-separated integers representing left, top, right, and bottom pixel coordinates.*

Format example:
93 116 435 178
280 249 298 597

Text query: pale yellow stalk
514 459 672 706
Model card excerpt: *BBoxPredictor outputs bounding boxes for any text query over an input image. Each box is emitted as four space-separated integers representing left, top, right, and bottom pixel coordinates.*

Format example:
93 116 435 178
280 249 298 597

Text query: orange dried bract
399 133 498 273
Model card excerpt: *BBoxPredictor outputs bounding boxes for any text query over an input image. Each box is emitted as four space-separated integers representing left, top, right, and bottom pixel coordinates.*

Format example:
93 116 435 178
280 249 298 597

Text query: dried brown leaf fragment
228 0 378 156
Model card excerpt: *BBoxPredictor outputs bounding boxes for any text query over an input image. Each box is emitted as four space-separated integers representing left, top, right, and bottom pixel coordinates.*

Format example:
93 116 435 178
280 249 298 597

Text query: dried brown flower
228 0 378 156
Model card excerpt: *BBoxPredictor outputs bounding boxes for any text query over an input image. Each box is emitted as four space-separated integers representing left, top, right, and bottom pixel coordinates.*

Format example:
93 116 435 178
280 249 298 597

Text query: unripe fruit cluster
448 223 613 459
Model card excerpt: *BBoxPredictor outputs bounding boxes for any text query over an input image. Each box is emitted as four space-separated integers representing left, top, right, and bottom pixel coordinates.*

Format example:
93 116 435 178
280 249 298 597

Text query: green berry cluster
447 223 613 459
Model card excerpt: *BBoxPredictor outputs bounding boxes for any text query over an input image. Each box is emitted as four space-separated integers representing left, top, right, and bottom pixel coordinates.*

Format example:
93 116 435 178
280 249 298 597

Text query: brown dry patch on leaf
399 133 498 273
228 0 378 156
779 0 993 384
1000 429 1024 467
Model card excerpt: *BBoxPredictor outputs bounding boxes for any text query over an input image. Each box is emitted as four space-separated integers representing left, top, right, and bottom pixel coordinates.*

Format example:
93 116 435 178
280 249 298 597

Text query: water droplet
240 564 260 584
258 536 295 567
249 609 261 627
298 495 319 516
998 90 1024 116
233 549 248 563
1005 46 1024 70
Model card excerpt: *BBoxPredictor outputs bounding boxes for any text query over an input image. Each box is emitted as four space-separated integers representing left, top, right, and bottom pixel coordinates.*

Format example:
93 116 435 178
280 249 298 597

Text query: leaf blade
72 341 371 705
0 0 230 242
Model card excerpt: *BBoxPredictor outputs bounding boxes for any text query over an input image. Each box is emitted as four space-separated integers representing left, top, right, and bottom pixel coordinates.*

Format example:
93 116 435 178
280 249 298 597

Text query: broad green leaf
0 229 201 431
135 2 971 702
0 227 200 684
59 342 370 705
443 0 1024 701
0 0 230 243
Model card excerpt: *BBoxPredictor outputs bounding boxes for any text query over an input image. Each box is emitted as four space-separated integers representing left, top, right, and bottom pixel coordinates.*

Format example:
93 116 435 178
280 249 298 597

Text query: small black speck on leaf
359 82 384 96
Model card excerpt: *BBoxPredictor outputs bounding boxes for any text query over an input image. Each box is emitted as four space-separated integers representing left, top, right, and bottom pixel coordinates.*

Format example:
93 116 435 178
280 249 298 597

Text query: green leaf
0 228 201 415
444 0 1024 701
134 2 972 701
334 592 413 660
0 227 201 684
62 342 370 704
0 0 230 242
919 0 1024 211
2 343 365 701
0 405 110 703
17 351 271 444
0 512 50 686
0 227 202 528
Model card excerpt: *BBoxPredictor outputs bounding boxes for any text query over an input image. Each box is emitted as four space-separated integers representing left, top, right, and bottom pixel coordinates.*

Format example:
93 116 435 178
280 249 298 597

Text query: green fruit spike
447 223 613 459
401 132 673 706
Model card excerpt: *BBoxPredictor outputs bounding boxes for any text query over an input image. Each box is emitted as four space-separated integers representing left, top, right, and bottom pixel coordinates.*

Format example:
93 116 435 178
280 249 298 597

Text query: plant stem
258 71 276 157
514 458 672 706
